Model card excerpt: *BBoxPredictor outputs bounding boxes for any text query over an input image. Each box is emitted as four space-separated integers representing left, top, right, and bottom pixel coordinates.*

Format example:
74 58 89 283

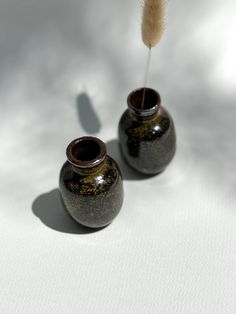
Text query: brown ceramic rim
127 87 161 117
66 136 107 169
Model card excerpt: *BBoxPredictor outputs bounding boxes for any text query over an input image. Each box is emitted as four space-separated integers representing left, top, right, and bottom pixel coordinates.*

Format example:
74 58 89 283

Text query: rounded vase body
118 88 176 175
59 137 123 228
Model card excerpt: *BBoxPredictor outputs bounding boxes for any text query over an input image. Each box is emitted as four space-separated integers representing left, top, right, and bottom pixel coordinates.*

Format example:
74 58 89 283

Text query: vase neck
66 137 106 176
71 163 104 176
127 87 161 121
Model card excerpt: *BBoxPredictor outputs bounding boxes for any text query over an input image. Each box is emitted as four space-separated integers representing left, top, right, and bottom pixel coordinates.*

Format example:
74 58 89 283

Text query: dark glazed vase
118 88 176 175
59 137 124 228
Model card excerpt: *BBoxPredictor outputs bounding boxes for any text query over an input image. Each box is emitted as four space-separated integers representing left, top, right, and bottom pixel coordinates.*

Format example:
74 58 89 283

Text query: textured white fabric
0 0 236 313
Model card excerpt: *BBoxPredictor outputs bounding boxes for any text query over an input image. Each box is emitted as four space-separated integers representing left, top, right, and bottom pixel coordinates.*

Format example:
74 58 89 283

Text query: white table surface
1 0 236 313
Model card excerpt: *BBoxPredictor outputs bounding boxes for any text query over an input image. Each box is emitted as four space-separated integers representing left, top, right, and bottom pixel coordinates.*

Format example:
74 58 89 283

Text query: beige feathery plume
142 0 166 48
140 0 166 109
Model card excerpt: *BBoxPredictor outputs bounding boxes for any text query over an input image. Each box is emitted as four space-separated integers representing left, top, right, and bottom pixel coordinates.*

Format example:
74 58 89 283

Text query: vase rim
66 136 106 169
127 87 161 117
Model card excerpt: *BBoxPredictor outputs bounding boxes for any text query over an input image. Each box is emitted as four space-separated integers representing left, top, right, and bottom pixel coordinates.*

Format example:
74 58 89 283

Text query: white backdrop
0 0 236 313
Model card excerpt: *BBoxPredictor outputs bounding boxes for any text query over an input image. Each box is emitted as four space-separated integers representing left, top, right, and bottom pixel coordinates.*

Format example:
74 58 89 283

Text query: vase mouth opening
66 137 106 168
127 88 161 116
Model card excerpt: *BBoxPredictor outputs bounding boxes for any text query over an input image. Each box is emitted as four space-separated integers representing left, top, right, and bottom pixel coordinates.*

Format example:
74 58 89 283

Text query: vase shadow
106 139 157 181
76 92 101 134
32 189 105 234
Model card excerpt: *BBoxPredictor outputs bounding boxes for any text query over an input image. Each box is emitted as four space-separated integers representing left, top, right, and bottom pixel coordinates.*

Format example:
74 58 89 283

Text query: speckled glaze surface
59 137 123 228
118 88 176 175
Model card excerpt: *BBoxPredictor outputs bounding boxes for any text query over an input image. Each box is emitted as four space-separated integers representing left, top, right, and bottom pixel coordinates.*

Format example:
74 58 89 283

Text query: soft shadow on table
76 92 101 134
106 139 156 181
32 189 104 234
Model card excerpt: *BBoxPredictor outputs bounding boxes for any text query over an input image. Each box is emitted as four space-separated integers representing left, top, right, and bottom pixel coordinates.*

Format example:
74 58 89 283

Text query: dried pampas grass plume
142 0 166 48
141 0 166 109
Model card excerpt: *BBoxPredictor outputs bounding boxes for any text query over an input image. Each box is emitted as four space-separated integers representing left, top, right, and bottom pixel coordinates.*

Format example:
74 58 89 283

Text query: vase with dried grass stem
118 0 176 175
